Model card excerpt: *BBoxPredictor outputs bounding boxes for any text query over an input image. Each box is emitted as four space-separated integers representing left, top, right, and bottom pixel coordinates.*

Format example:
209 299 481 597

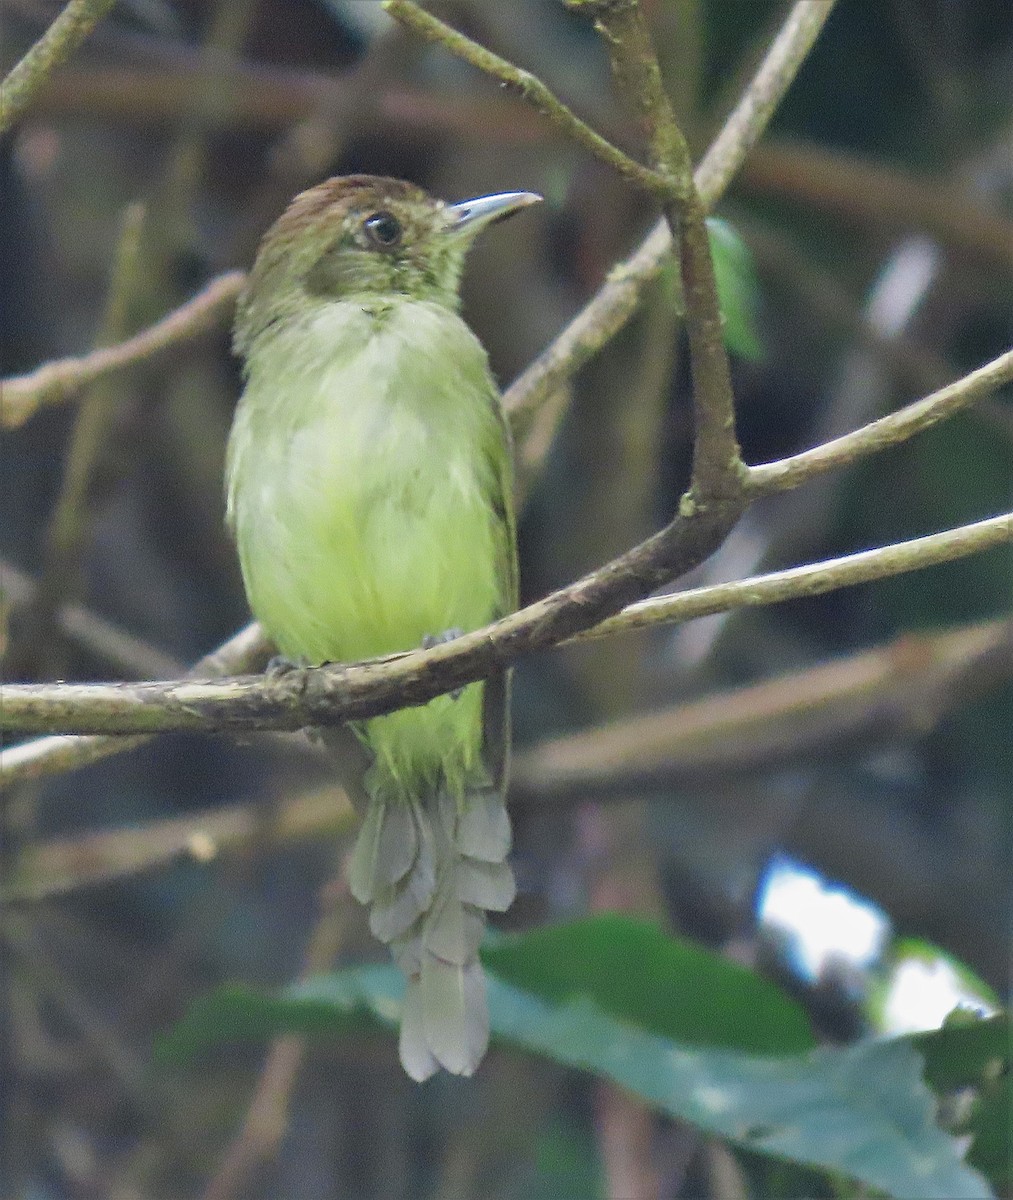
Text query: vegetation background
1 0 1010 1197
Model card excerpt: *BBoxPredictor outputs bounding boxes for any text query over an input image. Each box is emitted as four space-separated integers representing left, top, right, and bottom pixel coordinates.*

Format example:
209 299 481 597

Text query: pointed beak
446 190 542 237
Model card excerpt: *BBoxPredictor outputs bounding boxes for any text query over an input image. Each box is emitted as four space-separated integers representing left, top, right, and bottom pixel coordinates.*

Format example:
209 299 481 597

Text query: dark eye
363 210 402 248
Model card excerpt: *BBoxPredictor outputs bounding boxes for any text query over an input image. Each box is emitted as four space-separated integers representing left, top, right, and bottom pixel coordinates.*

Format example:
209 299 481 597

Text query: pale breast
227 300 510 666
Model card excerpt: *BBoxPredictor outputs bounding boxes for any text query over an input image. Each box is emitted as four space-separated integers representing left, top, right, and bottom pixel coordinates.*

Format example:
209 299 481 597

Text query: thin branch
382 0 674 201
14 204 147 675
746 349 1013 496
695 5 838 204
0 0 117 135
573 0 743 497
512 617 1013 800
0 271 244 429
738 138 1013 270
577 511 1013 643
2 783 349 903
505 0 834 441
0 622 271 789
0 558 184 679
2 508 1008 739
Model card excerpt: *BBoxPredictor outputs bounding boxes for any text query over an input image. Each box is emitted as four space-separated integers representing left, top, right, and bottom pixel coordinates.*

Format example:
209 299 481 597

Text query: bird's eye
363 211 402 248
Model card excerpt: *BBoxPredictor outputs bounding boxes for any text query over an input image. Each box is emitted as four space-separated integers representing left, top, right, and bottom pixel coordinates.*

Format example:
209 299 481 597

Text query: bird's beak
447 190 542 237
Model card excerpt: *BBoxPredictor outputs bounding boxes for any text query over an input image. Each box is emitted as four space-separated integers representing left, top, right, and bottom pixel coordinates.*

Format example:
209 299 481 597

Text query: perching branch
2 508 1009 739
746 348 1013 495
0 0 117 135
0 622 271 788
0 271 244 429
6 616 1008 906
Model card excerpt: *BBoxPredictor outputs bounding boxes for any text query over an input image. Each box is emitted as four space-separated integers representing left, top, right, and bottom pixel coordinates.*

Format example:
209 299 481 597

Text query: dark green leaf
482 914 814 1054
912 1013 1008 1093
911 1013 1010 1189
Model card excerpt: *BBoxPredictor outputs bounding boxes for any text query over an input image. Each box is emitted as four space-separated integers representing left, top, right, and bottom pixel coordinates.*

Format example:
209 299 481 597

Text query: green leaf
164 966 990 1198
913 1013 1008 1093
707 216 764 360
483 914 814 1055
912 1014 1011 1189
162 919 994 1197
965 1071 1011 1189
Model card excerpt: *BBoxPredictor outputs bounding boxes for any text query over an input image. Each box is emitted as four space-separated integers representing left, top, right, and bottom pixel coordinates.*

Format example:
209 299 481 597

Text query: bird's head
234 175 541 356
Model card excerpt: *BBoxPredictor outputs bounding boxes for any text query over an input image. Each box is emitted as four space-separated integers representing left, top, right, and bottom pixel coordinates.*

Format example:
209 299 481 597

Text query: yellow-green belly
226 300 511 793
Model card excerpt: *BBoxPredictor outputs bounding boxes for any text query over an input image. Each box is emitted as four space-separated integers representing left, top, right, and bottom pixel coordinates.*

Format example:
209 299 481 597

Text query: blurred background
1 0 1011 1196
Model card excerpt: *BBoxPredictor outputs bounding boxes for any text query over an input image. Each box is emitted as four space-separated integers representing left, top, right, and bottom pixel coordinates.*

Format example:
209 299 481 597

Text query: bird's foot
422 628 464 650
265 653 315 678
423 629 464 699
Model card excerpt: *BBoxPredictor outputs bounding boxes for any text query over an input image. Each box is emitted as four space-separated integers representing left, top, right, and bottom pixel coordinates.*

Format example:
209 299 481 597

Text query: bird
225 175 540 1080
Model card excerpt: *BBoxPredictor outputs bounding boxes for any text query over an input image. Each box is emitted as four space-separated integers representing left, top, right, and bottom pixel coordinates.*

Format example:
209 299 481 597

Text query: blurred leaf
483 914 814 1054
163 921 996 1198
911 1013 1010 1189
707 216 764 360
965 1071 1011 1189
913 1012 1009 1092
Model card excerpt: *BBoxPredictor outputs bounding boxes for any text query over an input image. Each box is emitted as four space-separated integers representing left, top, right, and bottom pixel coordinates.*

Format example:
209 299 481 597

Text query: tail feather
368 839 436 943
349 775 513 1080
398 979 438 1082
453 788 511 861
457 856 515 911
347 792 419 904
419 959 488 1075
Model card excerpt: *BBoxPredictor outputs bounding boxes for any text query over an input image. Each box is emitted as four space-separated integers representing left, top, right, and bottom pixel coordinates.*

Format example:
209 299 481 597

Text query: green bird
226 176 540 1080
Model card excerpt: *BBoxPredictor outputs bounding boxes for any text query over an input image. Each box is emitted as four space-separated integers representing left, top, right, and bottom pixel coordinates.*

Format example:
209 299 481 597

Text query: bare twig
1 509 1008 739
577 510 1013 642
513 618 1013 799
696 5 838 204
0 623 271 789
746 349 1013 495
505 1 834 443
0 272 244 429
573 0 743 497
382 0 674 201
2 784 350 903
0 0 117 135
0 558 183 679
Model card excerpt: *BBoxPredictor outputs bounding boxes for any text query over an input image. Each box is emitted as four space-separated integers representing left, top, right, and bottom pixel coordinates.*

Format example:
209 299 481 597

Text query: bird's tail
347 760 514 1081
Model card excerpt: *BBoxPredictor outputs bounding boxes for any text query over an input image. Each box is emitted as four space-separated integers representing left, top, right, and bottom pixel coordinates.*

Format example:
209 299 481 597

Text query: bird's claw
423 629 465 699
